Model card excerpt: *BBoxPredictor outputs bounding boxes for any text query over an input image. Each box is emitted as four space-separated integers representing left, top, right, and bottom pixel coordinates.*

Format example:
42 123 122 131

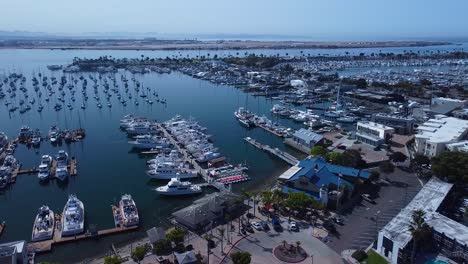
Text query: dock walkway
244 137 299 166
155 123 229 193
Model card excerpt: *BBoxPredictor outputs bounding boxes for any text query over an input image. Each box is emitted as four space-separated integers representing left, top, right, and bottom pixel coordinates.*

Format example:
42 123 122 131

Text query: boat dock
256 123 288 138
244 137 299 166
155 123 230 193
10 158 78 183
28 206 138 254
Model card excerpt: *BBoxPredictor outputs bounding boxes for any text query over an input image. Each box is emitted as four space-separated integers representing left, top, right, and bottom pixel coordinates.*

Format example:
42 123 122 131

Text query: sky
1 0 467 40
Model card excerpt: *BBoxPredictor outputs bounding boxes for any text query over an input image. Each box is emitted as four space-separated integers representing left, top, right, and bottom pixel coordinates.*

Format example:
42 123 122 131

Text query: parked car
289 221 298 232
251 221 262 231
362 194 376 204
333 216 344 225
272 217 282 232
261 221 270 231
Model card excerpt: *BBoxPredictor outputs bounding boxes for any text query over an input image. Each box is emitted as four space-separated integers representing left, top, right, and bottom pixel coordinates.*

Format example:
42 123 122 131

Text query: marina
0 43 467 262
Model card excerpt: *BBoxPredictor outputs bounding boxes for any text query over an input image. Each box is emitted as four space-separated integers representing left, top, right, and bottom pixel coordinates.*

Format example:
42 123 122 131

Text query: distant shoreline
0 40 452 51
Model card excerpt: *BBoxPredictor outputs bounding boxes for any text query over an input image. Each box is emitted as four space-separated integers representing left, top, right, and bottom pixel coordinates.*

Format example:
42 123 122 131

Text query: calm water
0 44 465 262
0 49 308 262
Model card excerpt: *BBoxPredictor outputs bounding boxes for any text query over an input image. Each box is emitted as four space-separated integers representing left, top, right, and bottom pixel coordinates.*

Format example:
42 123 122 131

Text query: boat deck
28 206 138 254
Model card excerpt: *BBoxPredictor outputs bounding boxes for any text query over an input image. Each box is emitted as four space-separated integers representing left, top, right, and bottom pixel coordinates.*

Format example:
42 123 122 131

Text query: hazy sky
1 0 467 40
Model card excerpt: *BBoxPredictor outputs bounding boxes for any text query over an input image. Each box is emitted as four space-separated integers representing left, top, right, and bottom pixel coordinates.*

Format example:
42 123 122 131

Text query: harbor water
0 44 465 262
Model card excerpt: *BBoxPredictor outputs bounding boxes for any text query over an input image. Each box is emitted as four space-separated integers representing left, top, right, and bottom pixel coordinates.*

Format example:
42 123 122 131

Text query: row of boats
0 155 19 189
1 71 167 115
37 150 70 181
32 194 139 242
18 125 85 146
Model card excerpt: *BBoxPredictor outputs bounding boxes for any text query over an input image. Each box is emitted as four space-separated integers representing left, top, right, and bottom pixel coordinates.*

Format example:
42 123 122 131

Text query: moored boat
31 205 55 242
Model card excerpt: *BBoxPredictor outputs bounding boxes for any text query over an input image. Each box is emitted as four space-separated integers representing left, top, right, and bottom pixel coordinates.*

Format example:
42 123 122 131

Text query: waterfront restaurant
278 157 370 207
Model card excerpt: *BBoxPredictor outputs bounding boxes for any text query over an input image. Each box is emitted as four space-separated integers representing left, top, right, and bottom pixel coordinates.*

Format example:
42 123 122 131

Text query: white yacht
32 205 55 242
147 162 197 180
37 164 50 181
128 135 171 150
55 166 69 181
119 194 139 227
0 166 11 189
61 195 84 236
155 178 202 196
56 150 69 166
147 150 181 165
126 122 151 136
49 125 60 143
41 155 53 166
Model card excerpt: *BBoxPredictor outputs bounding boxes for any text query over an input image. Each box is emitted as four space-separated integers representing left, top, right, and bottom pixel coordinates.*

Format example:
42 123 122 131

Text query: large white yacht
61 195 84 236
56 150 69 166
32 205 55 241
119 194 139 227
37 164 50 181
147 162 197 180
234 107 254 127
49 125 60 144
155 178 202 196
128 135 171 150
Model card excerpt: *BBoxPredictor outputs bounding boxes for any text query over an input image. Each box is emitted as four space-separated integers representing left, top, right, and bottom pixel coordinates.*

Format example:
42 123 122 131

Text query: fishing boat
234 107 255 127
61 195 84 236
118 194 139 227
31 205 55 242
154 178 202 196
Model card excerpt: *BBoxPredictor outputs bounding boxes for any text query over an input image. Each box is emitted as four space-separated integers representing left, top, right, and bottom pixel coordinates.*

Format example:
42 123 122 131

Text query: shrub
379 161 395 174
152 239 172 255
230 251 252 264
104 256 123 264
351 250 368 262
131 245 147 262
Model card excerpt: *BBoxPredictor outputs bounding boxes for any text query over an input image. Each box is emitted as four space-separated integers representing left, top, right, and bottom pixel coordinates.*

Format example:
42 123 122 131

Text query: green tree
311 146 327 157
166 228 186 244
326 152 342 164
131 245 147 263
431 152 468 186
332 149 366 168
412 154 430 166
408 209 429 264
230 251 252 264
104 256 123 264
379 161 395 174
260 190 274 205
390 152 408 163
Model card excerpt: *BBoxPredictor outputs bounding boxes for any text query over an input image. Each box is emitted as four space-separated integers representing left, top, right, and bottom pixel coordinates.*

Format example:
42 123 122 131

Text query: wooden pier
244 137 299 166
28 206 138 254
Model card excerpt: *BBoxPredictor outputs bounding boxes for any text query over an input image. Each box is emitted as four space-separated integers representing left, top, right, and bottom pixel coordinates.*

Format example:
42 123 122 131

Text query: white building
0 241 27 264
355 121 394 147
415 115 468 157
446 141 468 153
431 97 467 115
376 178 468 264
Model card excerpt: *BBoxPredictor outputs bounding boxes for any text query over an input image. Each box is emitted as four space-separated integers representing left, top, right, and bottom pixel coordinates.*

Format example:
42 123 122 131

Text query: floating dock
11 158 77 183
28 206 138 254
244 137 299 166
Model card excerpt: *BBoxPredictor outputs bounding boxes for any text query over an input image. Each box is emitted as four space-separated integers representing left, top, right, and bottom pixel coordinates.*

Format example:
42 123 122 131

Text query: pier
256 123 288 138
28 206 138 254
155 123 230 193
244 137 299 166
10 158 78 183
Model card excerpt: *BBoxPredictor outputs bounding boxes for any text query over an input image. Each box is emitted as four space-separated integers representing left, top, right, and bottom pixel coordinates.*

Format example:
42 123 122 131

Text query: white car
251 221 262 231
289 221 298 231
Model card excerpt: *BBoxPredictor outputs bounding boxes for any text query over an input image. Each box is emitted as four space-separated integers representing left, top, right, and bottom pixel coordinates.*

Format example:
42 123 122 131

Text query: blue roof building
279 157 370 206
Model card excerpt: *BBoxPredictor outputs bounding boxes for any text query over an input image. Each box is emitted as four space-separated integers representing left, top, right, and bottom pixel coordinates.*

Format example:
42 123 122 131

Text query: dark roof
146 227 166 244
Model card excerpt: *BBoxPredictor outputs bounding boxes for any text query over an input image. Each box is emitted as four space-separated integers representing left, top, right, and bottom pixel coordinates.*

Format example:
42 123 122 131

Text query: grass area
366 250 389 264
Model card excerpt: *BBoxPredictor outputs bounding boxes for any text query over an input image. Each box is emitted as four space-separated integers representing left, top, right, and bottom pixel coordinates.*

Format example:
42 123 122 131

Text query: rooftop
380 178 462 249
416 116 468 143
292 128 324 143
357 121 394 131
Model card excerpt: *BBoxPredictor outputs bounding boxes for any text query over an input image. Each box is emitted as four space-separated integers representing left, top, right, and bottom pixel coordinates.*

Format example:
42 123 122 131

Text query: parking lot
328 168 422 253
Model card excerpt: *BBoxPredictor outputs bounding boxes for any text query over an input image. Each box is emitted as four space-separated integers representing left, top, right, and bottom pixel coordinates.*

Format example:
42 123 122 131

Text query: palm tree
241 189 252 215
408 209 428 263
295 241 301 253
217 227 226 255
